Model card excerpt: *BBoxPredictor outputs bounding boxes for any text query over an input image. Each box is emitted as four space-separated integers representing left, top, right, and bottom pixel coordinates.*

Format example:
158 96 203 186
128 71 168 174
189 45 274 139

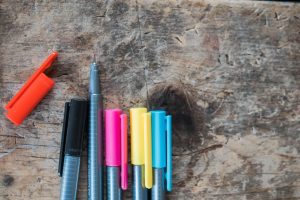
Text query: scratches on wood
0 0 300 199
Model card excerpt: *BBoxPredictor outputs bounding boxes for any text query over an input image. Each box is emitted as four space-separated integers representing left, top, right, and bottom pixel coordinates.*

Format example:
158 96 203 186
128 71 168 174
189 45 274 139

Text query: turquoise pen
151 111 172 200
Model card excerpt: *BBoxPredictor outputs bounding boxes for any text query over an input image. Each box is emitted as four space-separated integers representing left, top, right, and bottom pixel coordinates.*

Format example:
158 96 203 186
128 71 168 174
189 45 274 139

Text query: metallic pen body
60 156 81 200
151 168 165 200
133 165 148 200
88 62 103 200
107 167 122 200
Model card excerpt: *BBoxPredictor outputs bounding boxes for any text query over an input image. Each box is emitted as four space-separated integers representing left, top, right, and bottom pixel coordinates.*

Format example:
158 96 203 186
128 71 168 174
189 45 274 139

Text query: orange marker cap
4 51 58 125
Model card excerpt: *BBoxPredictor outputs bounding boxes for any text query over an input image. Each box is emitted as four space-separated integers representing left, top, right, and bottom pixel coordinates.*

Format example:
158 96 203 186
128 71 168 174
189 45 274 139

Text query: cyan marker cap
151 110 167 168
151 110 172 191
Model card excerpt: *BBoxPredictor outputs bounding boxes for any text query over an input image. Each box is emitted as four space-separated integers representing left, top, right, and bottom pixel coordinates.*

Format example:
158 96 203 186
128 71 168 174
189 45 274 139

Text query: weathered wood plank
1 0 300 199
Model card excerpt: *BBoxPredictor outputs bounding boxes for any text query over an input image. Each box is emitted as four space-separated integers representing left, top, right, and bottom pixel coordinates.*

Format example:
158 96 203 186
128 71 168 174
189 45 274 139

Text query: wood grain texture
1 0 300 199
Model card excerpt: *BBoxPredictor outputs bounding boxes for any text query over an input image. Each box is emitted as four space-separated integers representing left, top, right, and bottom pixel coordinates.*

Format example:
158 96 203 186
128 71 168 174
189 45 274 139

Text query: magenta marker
105 109 128 200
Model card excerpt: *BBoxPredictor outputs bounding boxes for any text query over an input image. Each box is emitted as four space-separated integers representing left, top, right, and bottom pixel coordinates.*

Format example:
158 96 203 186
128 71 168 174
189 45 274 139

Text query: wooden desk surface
1 0 300 199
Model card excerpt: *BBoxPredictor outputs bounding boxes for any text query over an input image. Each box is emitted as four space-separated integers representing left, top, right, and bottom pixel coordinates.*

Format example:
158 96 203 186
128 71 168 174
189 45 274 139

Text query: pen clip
143 112 153 189
165 115 172 191
121 113 128 190
58 102 70 177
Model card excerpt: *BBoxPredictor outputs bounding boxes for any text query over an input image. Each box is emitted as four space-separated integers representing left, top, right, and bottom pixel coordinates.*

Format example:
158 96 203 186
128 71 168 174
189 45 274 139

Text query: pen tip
90 54 99 70
93 54 96 63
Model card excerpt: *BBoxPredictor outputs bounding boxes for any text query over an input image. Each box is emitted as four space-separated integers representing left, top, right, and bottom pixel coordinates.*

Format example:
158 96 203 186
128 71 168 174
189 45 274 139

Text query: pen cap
65 99 88 156
105 109 128 190
121 114 128 190
58 99 87 177
166 115 172 191
105 109 122 166
4 52 58 125
143 112 153 189
151 111 167 168
130 107 147 165
151 111 173 191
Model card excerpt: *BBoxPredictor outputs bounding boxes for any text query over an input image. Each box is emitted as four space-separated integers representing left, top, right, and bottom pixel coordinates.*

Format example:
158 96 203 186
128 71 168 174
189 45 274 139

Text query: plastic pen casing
4 51 58 125
58 99 88 200
105 109 128 200
88 61 103 200
130 108 153 200
151 111 172 200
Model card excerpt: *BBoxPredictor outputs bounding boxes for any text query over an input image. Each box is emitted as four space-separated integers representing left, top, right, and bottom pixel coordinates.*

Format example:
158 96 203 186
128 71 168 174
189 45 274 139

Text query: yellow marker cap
143 112 153 188
130 107 147 165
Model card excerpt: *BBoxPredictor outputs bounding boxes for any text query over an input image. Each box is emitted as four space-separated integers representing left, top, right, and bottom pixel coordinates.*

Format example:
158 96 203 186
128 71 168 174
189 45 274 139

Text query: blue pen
58 99 88 200
88 57 103 200
151 111 172 200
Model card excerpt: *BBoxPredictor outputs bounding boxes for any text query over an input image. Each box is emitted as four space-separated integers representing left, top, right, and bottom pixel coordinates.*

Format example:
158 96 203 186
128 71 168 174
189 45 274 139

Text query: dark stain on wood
2 175 14 187
148 85 214 155
1 0 300 199
73 34 94 51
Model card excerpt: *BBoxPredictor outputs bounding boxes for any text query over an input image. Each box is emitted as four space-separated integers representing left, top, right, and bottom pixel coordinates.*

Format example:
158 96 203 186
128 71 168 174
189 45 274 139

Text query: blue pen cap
166 115 172 191
151 110 172 191
151 111 167 168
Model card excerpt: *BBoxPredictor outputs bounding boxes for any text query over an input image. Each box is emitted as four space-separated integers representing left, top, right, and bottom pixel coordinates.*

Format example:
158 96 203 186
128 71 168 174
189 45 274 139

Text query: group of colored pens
58 59 172 200
3 51 172 200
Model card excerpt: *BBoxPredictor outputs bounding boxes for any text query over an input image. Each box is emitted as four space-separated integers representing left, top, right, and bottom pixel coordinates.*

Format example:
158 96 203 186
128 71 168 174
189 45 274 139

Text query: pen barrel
133 165 148 200
152 168 165 200
107 166 122 200
88 94 103 200
60 155 81 200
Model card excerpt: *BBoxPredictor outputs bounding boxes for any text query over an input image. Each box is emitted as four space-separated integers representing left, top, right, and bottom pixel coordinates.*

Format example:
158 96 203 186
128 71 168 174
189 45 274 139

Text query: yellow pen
130 108 153 200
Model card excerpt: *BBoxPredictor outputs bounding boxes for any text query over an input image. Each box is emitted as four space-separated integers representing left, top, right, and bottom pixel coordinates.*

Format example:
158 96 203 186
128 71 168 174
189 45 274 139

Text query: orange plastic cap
4 51 58 125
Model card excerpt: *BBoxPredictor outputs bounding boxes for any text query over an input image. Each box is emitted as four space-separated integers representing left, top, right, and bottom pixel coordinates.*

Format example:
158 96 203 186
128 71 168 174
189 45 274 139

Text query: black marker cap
58 99 88 177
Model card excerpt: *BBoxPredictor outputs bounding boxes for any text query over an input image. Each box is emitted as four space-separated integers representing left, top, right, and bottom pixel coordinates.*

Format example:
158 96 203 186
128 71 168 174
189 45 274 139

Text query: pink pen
105 109 128 200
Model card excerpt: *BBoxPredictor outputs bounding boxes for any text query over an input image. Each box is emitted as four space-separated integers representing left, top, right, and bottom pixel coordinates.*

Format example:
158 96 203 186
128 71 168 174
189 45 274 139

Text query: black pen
58 99 88 200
